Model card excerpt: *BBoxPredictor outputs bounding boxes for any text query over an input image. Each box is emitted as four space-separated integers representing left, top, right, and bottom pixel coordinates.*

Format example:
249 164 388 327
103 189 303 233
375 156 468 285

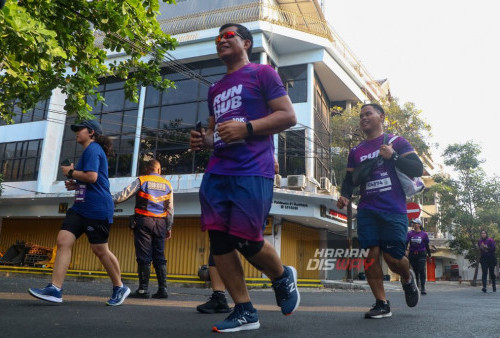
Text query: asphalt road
0 274 498 337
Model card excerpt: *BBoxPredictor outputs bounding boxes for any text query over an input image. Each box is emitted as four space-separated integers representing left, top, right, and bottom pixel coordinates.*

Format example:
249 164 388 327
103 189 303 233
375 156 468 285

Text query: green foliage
430 141 500 264
0 173 3 196
0 0 177 122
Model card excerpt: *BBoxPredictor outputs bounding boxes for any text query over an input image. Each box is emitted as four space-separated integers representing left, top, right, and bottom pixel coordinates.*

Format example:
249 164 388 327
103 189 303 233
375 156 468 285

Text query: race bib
365 177 392 193
213 120 246 150
75 184 87 203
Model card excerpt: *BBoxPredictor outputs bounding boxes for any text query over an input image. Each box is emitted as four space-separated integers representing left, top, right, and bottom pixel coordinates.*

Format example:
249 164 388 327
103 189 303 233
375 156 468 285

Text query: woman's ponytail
94 134 115 156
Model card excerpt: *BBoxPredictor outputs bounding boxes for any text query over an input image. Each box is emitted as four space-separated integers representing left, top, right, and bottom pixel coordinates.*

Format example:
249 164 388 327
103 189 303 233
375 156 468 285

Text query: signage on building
320 205 347 222
273 199 308 211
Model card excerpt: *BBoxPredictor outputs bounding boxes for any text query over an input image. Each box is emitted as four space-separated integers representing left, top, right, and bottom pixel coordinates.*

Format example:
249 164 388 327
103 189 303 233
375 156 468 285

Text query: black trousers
134 215 167 266
480 256 497 289
409 252 427 289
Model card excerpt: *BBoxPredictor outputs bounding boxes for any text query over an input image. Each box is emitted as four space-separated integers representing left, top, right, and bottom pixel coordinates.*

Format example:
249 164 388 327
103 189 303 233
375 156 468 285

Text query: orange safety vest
135 174 172 218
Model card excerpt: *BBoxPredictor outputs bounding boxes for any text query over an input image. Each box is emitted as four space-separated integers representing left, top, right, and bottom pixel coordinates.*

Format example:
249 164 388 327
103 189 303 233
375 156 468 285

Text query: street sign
406 202 421 220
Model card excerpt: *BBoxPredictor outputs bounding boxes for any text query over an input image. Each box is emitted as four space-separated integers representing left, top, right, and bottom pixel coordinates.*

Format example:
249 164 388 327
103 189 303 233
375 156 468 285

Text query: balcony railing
95 2 384 100
158 3 333 41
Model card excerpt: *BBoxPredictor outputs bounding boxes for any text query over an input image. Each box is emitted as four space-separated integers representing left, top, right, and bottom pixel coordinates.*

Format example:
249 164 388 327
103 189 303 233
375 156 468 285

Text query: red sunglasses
215 31 245 45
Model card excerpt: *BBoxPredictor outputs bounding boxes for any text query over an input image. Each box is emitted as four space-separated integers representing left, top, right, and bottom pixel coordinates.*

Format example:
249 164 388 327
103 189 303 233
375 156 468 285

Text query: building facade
0 0 386 280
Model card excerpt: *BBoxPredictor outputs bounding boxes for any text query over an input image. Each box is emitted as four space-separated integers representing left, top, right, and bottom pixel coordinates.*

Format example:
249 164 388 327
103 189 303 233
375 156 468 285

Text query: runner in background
478 230 496 293
28 120 130 306
406 218 431 295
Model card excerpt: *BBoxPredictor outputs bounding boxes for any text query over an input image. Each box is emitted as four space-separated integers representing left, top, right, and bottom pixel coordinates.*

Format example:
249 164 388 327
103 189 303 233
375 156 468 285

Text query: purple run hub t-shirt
478 238 496 258
206 63 287 179
347 134 414 214
407 230 430 253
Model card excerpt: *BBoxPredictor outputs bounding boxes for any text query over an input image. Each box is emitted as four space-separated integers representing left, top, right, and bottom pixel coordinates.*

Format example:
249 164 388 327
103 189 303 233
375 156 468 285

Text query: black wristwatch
246 122 254 136
68 169 74 179
391 152 399 162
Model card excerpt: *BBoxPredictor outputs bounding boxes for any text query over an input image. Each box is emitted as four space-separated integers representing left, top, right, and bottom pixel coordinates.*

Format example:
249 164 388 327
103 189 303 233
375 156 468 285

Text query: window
0 100 49 125
0 140 43 181
139 55 260 175
278 65 308 103
313 74 332 182
278 130 305 176
59 79 138 180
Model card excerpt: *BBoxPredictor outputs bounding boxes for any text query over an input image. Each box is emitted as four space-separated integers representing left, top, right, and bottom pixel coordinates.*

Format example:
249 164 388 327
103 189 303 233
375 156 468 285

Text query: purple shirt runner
406 230 430 253
206 63 287 179
347 134 414 214
478 238 496 258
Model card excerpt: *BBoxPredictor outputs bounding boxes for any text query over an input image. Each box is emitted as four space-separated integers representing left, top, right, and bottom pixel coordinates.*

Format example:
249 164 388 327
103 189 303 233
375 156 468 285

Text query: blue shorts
199 173 273 241
357 208 408 259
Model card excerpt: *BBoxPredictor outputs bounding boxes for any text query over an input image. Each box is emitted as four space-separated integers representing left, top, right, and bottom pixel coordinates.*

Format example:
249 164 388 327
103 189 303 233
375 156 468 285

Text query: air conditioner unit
287 175 306 190
274 174 281 188
319 177 332 193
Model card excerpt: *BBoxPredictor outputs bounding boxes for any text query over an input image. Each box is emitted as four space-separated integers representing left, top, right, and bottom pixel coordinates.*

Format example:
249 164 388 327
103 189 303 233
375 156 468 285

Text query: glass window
139 58 233 175
1 99 49 125
278 65 308 103
278 130 305 176
312 74 332 182
0 140 42 182
58 79 139 180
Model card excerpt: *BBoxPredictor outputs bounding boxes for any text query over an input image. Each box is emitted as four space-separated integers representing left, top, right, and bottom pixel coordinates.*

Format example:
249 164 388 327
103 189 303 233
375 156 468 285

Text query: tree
0 0 177 122
330 99 433 187
430 141 500 283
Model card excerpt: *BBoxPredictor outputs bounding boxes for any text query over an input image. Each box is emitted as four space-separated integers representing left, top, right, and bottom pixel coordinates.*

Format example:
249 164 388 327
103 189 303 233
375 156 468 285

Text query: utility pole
346 200 353 282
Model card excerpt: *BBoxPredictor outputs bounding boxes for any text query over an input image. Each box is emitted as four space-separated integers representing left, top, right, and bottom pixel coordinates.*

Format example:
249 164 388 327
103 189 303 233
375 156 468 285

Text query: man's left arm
424 234 432 257
393 152 424 178
216 95 296 143
250 95 297 135
113 179 140 204
165 188 174 231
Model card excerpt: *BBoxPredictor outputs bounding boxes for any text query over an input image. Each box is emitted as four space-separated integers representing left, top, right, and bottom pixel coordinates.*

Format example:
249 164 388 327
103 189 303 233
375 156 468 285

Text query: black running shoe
364 300 392 319
197 292 231 314
402 270 420 307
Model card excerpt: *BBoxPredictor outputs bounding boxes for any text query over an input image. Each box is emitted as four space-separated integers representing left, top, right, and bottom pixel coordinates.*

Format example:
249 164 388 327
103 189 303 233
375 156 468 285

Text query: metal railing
95 2 384 100
158 2 333 41
158 2 384 99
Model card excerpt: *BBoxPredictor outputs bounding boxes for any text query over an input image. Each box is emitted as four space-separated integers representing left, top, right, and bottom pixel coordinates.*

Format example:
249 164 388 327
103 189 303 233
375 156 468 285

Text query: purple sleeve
393 136 414 155
347 149 356 169
490 239 496 251
257 65 287 101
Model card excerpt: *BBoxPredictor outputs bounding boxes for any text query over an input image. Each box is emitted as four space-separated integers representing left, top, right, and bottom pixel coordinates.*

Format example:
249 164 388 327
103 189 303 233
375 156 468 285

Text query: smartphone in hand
61 159 72 166
195 120 202 133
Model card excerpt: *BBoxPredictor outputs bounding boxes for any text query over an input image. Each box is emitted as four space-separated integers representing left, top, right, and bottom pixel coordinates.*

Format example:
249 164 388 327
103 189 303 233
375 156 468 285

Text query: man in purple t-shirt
478 230 497 292
337 103 424 319
406 218 431 295
189 23 298 333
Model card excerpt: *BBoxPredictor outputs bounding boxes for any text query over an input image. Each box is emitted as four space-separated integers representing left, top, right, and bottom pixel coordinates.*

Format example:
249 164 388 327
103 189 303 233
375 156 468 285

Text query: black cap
70 119 103 136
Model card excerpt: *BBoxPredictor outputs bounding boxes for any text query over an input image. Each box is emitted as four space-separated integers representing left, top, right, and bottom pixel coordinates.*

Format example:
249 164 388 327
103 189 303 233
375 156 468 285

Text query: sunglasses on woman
215 31 245 45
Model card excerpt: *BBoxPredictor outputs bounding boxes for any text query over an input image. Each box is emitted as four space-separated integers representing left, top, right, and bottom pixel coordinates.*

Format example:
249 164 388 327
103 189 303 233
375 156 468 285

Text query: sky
323 0 500 176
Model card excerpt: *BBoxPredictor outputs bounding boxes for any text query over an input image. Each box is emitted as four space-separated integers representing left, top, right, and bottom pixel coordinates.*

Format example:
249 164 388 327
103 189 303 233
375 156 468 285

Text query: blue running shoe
212 304 260 333
272 265 300 315
106 285 130 306
28 283 63 303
